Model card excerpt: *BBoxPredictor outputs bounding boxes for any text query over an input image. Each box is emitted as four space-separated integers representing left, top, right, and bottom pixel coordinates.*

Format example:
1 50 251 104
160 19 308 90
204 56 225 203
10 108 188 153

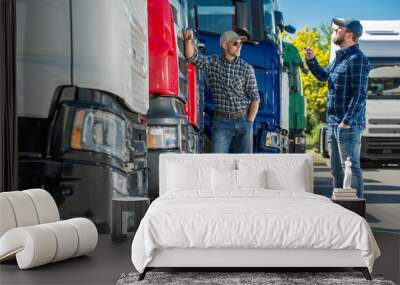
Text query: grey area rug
116 271 396 285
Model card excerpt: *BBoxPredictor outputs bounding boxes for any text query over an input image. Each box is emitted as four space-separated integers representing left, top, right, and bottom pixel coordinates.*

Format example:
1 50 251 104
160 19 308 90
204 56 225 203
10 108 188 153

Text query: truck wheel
320 127 329 158
361 160 376 169
321 146 329 158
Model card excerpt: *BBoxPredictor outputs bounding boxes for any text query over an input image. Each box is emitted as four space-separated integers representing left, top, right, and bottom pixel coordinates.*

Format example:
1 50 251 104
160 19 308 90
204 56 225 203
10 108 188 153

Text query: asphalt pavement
312 151 400 233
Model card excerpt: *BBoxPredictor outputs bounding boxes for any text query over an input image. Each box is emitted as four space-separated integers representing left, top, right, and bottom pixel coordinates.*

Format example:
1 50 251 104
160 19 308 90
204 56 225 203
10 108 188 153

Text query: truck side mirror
236 27 251 41
285 25 296 34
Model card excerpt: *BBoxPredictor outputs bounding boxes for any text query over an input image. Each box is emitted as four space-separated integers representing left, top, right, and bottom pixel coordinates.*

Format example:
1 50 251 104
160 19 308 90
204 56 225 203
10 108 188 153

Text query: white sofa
0 189 98 269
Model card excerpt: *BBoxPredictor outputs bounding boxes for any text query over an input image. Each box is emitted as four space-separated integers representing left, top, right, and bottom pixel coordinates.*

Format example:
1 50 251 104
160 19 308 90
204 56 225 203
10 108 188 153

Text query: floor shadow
314 188 332 198
314 177 332 185
372 228 400 234
365 193 400 204
366 213 381 223
364 178 383 183
314 167 331 172
365 185 400 191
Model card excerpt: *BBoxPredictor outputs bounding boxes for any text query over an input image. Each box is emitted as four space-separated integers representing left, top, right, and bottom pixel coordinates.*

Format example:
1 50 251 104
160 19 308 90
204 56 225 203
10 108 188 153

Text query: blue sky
278 0 400 31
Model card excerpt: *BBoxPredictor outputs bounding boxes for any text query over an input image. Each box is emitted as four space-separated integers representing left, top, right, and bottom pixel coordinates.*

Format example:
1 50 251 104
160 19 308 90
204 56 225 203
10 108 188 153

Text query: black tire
361 160 379 169
319 127 329 158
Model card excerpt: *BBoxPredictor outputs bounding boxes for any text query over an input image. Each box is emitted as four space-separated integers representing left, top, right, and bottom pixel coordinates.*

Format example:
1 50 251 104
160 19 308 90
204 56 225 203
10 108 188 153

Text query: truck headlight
70 109 126 160
147 126 178 149
295 136 306 145
265 131 280 147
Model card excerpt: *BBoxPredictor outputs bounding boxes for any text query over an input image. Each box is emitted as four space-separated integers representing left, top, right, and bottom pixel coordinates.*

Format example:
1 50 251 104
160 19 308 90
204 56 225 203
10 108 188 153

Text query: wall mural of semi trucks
319 20 400 164
14 0 307 229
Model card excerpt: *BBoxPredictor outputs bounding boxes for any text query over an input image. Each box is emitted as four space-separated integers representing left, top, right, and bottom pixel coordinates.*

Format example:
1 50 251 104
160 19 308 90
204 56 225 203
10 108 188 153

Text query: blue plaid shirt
188 52 259 113
307 44 370 127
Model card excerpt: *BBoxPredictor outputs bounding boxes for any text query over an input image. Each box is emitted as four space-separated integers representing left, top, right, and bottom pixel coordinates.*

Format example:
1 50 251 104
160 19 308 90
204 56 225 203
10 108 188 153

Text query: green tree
284 23 332 133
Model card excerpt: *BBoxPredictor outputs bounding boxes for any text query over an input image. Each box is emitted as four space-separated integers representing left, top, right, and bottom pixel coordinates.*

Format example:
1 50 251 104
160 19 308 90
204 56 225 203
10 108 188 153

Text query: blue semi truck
189 0 294 153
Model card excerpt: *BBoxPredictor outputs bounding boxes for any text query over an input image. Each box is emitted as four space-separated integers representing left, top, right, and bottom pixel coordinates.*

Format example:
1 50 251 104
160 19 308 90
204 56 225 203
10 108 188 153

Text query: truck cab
146 0 204 199
283 41 307 153
16 0 149 232
358 21 400 163
191 0 292 153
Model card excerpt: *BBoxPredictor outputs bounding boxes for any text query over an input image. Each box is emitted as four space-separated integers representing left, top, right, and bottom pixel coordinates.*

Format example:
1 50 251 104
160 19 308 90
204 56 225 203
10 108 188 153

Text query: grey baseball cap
219 31 247 47
332 18 363 38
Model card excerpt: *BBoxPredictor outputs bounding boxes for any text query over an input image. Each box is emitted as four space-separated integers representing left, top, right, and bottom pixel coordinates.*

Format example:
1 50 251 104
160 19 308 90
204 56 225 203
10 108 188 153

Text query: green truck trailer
283 41 307 153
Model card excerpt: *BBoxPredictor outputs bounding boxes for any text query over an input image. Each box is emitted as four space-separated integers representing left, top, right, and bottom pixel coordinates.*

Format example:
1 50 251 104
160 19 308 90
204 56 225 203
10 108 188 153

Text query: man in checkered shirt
305 18 371 198
184 29 259 153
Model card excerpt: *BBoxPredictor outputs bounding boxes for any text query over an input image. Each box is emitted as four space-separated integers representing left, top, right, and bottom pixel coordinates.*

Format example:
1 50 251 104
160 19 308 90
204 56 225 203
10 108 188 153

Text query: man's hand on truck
183 29 195 59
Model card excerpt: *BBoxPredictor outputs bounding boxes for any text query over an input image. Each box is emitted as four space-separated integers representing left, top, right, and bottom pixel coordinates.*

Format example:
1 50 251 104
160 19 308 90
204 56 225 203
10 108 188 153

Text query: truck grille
368 118 400 124
368 128 400 134
363 137 400 155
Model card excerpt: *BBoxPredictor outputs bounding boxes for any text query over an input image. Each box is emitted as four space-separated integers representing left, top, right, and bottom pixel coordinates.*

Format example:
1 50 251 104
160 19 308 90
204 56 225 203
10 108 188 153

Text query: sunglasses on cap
231 40 242 47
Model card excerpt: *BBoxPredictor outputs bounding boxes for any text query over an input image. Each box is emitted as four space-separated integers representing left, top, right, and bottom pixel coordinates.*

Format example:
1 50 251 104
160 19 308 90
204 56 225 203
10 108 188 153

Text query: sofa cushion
66 218 98 257
0 190 60 238
24 189 60 224
0 196 17 237
0 192 39 227
42 221 79 262
0 226 57 269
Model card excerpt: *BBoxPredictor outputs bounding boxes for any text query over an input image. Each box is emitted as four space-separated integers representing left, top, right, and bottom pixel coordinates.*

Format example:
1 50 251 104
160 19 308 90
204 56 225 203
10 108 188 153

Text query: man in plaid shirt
305 18 371 198
184 29 259 153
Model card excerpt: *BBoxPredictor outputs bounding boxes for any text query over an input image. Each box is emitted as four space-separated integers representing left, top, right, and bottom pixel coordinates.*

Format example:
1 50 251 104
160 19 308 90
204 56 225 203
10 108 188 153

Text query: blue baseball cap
332 18 363 38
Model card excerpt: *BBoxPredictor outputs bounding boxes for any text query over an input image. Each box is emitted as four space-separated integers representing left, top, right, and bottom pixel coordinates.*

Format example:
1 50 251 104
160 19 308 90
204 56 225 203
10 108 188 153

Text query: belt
214 110 247 120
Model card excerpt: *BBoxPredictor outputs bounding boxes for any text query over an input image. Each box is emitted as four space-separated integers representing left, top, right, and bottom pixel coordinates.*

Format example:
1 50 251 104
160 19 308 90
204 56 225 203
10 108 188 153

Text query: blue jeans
211 116 253 153
327 125 364 198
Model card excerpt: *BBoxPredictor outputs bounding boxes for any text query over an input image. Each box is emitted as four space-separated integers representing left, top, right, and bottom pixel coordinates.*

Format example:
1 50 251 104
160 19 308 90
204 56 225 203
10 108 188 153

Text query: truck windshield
368 65 400 98
194 0 277 43
195 0 235 34
263 0 275 40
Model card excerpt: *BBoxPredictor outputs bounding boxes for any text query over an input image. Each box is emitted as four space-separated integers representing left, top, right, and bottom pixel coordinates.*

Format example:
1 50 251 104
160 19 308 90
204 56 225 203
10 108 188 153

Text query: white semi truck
320 20 400 164
16 0 149 232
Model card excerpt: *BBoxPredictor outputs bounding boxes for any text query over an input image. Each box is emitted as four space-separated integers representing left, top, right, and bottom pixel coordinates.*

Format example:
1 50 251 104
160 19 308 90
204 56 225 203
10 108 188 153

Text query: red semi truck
146 0 203 200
